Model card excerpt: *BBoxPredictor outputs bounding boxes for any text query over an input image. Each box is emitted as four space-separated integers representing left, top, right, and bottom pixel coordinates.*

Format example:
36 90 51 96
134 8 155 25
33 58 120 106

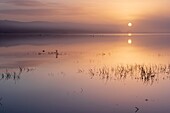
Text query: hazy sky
0 0 170 32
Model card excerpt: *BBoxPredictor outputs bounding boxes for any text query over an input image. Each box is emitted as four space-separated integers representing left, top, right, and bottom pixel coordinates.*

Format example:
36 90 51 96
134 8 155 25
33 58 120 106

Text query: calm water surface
0 34 170 113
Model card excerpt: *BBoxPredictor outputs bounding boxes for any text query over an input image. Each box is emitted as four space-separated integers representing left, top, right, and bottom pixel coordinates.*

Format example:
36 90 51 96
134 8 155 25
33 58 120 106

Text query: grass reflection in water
0 67 35 82
79 64 170 85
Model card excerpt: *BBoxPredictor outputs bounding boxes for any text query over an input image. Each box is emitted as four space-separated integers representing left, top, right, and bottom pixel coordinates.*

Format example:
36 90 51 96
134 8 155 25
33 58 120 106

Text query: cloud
0 7 87 16
0 9 50 15
0 0 87 16
0 0 44 7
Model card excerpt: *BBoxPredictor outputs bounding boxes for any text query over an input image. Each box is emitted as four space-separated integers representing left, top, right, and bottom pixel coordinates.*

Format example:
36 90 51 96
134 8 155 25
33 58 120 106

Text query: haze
0 0 170 32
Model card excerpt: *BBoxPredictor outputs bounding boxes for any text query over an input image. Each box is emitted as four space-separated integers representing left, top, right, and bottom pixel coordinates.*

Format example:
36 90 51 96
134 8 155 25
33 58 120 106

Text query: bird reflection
86 64 170 85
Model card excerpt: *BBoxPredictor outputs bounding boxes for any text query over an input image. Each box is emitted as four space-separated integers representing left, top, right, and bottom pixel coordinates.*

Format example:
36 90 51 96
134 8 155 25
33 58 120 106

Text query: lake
0 33 170 113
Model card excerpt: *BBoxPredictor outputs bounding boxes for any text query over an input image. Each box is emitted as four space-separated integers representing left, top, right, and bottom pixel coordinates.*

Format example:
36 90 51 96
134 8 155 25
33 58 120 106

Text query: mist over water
0 34 170 113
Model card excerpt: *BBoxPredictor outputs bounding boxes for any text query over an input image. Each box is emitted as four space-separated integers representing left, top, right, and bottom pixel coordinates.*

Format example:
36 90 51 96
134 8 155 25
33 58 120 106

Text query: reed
82 64 170 85
0 67 35 82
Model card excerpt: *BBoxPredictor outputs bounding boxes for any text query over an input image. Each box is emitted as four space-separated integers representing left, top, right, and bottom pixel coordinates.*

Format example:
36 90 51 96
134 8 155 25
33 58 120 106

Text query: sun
128 39 132 44
128 33 132 36
128 22 132 27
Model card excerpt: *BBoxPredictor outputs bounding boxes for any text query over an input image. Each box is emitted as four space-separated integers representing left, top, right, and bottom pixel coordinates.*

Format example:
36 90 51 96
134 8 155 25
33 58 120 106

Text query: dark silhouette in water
56 50 59 58
145 99 149 101
135 107 139 113
80 88 84 93
37 50 59 58
0 97 2 107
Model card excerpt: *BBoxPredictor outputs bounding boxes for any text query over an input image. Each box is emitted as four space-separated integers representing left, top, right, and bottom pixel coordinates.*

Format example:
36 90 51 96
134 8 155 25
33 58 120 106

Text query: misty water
0 34 170 113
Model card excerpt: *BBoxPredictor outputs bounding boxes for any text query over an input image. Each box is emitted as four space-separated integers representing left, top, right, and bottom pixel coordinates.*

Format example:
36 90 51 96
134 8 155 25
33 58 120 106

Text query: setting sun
128 23 132 27
128 33 132 36
128 39 132 44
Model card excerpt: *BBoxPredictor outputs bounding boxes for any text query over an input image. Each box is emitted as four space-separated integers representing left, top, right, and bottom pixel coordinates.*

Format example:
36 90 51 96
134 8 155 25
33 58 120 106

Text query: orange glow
128 39 132 44
128 22 132 27
128 33 132 36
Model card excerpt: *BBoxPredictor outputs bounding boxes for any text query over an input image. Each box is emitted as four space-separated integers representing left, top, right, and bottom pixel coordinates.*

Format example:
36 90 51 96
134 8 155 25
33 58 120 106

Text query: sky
0 0 170 32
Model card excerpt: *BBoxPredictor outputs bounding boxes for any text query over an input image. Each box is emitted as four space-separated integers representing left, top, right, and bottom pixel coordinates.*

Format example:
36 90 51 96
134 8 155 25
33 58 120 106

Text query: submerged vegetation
79 64 170 85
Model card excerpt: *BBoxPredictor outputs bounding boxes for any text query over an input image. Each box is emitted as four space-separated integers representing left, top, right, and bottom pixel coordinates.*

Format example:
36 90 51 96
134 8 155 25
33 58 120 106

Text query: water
0 34 170 113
